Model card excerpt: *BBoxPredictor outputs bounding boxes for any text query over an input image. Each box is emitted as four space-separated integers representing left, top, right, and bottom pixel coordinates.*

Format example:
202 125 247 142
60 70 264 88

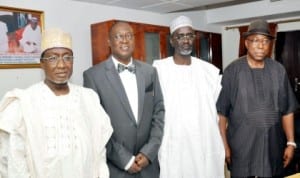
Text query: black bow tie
117 63 136 74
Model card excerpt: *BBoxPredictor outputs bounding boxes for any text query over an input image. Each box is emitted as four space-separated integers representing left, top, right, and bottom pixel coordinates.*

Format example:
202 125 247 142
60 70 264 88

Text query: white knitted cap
41 28 72 52
170 16 193 34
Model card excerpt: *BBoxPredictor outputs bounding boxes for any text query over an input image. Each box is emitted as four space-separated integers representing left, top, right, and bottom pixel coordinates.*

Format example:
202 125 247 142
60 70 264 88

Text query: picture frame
0 6 44 68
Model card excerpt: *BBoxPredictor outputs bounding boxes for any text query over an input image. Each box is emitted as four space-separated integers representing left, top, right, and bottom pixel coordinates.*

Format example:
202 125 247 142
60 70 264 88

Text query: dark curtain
275 31 300 176
275 31 300 79
238 23 277 57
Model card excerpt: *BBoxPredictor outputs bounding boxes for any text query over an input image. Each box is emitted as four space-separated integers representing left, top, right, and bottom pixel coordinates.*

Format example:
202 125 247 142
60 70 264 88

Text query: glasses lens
175 33 195 41
114 33 134 41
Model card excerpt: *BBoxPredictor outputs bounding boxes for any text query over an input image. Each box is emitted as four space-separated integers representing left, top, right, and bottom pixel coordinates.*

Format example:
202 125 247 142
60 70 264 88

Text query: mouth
56 72 68 78
181 44 192 49
255 52 265 57
120 45 130 51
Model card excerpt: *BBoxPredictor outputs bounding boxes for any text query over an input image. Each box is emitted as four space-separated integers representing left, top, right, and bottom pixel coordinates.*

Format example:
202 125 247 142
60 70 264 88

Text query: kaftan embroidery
0 82 112 178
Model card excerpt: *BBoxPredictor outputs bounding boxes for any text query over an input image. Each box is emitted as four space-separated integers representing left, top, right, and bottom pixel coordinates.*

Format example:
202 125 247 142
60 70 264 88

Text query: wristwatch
287 141 297 148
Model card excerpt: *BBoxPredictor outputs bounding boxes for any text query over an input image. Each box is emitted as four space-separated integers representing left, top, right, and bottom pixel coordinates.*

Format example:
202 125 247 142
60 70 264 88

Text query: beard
177 43 193 56
179 48 192 56
47 77 69 85
53 79 69 85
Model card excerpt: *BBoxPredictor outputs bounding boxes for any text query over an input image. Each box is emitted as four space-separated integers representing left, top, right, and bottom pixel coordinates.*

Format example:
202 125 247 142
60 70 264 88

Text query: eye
262 39 270 45
186 33 195 38
247 38 271 46
114 34 123 41
125 33 133 40
44 56 58 63
174 33 195 41
62 56 74 62
176 34 185 40
113 33 134 41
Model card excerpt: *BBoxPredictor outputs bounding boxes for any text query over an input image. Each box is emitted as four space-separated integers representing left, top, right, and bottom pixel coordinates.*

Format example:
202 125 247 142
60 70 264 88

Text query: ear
108 38 111 47
244 39 249 49
169 37 175 47
40 60 45 69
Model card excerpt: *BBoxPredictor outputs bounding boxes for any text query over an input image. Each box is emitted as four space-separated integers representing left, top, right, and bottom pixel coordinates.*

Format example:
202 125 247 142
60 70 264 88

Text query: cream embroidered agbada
153 57 225 178
0 82 113 178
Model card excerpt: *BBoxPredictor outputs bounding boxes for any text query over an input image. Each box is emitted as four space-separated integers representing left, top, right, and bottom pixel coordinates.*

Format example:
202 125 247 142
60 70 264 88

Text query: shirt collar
112 56 133 70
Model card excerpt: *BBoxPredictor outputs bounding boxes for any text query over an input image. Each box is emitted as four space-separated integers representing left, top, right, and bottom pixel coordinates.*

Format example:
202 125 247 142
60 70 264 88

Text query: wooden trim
225 18 300 30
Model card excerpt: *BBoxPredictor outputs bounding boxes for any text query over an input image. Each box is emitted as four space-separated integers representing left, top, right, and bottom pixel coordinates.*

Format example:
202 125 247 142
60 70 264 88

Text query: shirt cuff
124 156 135 170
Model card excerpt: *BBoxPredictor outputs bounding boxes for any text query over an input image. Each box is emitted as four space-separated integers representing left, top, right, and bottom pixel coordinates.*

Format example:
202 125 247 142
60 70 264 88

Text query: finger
136 154 147 165
129 164 141 174
136 158 146 168
226 157 231 165
135 164 142 172
283 159 288 168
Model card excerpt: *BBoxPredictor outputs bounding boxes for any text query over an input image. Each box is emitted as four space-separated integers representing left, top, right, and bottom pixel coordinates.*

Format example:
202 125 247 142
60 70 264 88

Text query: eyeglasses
113 33 134 41
247 38 271 46
173 33 196 41
42 55 74 65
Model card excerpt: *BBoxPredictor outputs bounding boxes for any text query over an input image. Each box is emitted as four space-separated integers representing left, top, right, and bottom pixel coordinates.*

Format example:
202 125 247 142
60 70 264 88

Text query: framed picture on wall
0 6 44 68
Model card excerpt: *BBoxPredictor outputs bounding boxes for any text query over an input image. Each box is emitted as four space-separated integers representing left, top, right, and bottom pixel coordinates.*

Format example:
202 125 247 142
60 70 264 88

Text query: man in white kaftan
0 28 113 178
153 16 225 178
0 82 112 178
19 17 41 53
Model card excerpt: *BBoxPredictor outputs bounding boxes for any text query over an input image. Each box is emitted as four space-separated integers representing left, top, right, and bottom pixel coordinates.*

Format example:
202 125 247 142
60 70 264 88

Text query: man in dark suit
83 21 165 178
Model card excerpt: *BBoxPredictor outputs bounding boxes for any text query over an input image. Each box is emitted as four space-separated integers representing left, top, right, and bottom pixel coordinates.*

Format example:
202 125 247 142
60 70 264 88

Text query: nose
257 42 264 48
183 38 189 43
120 36 129 43
181 36 190 43
56 57 67 67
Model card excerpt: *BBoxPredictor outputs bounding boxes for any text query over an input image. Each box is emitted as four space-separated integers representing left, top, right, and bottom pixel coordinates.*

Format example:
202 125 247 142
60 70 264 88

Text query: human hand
283 145 295 167
225 145 231 165
128 162 142 174
135 153 150 169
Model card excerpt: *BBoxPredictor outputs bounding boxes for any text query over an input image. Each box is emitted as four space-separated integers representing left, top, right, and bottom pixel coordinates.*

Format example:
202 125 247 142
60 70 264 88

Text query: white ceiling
72 0 262 13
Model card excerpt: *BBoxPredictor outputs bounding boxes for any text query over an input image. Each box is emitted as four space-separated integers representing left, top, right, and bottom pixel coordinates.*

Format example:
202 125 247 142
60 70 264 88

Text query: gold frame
0 6 44 68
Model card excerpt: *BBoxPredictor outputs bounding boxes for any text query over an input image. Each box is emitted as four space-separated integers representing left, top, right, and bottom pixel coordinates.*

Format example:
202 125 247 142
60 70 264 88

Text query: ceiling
72 0 262 14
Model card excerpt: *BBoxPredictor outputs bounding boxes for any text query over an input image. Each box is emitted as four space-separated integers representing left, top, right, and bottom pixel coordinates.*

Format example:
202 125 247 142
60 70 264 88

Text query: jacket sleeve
139 68 165 162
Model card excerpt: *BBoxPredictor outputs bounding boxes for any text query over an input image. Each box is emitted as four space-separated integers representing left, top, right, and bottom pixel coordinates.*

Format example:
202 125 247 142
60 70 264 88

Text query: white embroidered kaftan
0 82 112 178
153 57 225 178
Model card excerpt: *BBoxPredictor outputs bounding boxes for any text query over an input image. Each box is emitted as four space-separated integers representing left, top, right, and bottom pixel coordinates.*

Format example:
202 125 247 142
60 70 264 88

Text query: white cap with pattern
41 28 72 52
170 15 193 34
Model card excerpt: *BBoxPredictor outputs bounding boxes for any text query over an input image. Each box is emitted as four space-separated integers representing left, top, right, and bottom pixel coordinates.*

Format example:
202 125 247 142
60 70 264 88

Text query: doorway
275 30 300 175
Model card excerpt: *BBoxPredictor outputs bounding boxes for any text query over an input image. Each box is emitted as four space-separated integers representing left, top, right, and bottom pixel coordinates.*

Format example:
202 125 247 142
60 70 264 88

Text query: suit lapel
105 58 136 124
134 61 145 124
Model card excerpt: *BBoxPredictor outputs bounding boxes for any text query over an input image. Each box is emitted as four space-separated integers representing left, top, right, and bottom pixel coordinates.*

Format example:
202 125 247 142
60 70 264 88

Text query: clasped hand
128 153 149 174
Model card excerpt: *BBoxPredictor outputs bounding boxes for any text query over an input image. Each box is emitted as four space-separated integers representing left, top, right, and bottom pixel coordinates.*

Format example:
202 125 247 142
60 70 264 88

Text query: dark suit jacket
83 57 165 178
